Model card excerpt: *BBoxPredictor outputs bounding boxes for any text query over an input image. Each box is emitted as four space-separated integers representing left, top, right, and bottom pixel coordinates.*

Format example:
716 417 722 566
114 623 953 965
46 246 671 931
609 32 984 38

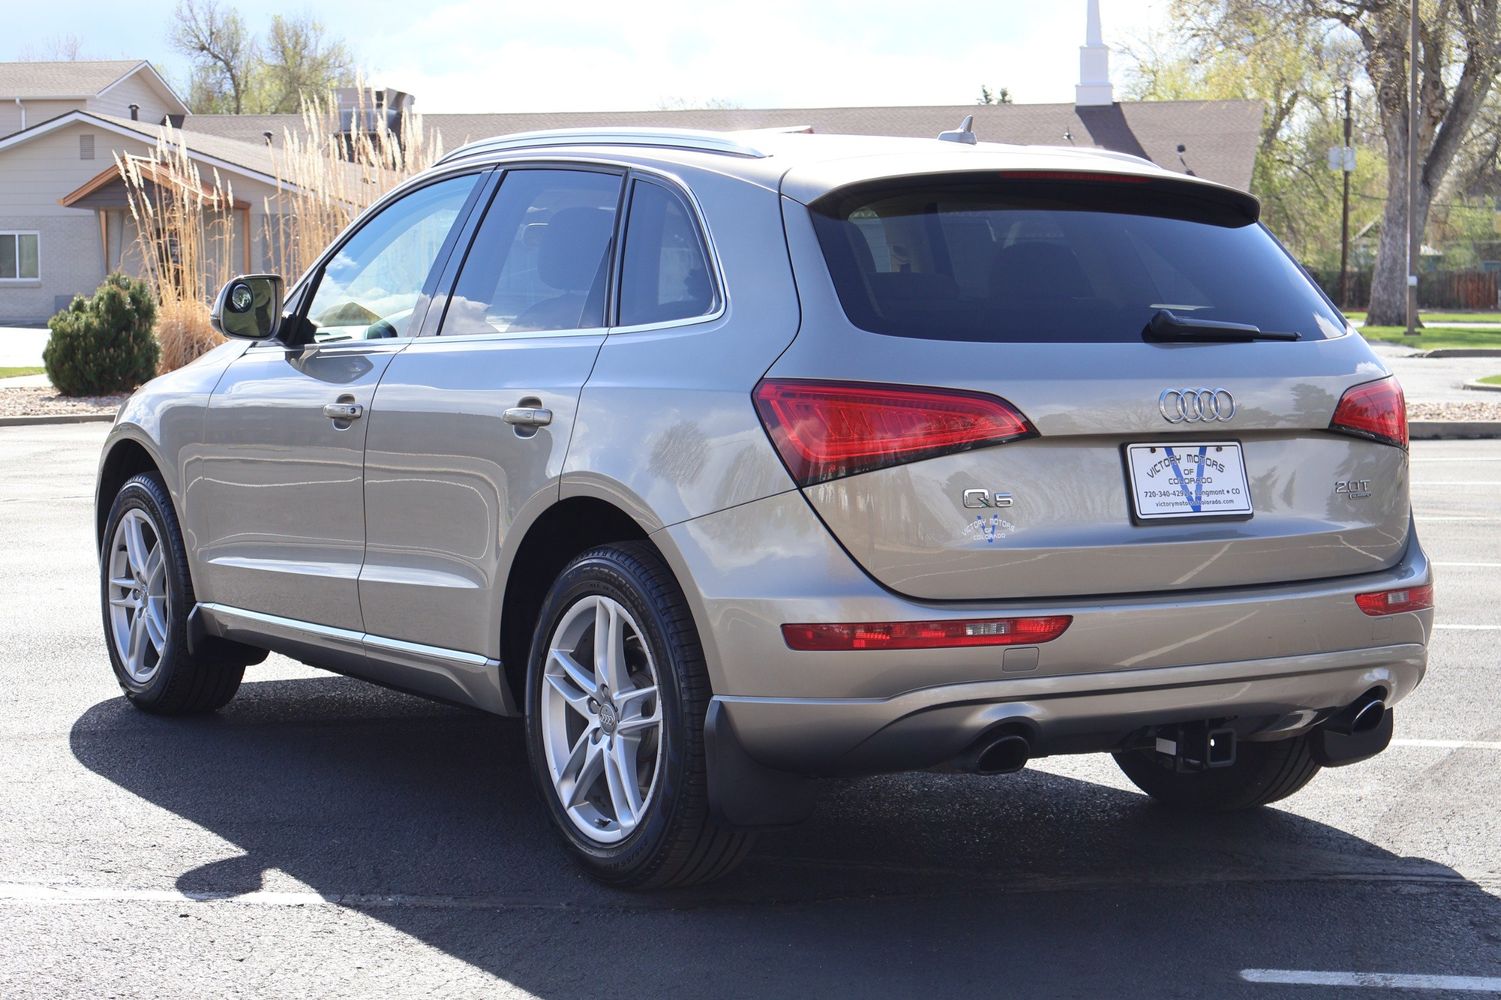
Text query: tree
1321 0 1501 323
977 85 1013 105
170 0 256 114
258 14 356 113
19 34 88 61
1124 7 1382 272
169 2 359 115
1181 0 1501 324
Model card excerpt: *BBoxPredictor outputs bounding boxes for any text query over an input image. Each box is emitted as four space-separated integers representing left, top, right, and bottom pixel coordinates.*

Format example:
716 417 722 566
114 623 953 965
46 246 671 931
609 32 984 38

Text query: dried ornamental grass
116 131 235 372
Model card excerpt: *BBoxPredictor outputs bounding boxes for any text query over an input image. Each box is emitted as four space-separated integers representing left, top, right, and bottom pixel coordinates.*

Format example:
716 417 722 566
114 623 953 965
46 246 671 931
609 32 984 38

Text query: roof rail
435 127 774 166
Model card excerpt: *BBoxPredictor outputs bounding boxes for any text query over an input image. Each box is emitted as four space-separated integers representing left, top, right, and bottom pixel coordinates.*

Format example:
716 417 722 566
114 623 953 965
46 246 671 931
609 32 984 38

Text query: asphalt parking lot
1 423 1498 999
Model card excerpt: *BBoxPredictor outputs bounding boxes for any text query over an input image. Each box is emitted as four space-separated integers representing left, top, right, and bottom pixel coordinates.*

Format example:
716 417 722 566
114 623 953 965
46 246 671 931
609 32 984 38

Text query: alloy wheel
106 508 169 684
540 594 664 845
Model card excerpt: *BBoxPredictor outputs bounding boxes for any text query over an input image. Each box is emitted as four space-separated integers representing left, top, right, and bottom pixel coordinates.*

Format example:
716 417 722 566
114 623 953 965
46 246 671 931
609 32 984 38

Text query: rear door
358 166 625 658
766 172 1410 601
196 172 484 629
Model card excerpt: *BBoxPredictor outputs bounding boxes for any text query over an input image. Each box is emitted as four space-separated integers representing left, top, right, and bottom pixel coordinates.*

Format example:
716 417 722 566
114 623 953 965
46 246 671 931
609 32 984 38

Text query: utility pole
1339 85 1353 309
1406 0 1420 336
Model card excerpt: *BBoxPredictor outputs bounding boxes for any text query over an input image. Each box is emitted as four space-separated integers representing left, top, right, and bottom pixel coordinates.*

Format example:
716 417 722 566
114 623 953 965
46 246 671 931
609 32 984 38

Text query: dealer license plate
1125 442 1253 521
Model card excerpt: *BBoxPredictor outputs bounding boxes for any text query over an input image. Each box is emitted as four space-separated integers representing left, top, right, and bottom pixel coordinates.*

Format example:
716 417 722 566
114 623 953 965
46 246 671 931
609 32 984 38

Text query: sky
6 0 1175 113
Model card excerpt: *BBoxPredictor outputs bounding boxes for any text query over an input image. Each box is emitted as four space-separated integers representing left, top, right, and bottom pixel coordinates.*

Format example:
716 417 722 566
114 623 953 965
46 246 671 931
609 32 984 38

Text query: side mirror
212 274 284 341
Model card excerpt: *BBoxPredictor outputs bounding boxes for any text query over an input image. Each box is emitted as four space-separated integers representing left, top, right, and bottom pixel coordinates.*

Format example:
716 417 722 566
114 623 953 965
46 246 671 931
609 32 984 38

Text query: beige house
0 61 283 324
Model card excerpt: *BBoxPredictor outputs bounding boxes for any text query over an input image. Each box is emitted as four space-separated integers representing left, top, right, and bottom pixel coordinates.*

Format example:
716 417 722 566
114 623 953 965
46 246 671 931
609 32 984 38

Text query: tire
1113 733 1322 811
100 472 245 715
524 542 752 888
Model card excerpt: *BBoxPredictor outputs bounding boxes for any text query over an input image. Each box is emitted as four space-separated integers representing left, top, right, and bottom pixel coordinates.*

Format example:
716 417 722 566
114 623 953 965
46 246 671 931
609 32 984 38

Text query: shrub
43 273 161 397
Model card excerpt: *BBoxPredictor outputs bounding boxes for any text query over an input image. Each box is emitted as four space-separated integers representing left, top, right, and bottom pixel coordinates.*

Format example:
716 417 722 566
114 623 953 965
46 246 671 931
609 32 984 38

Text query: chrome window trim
419 156 729 341
412 327 609 346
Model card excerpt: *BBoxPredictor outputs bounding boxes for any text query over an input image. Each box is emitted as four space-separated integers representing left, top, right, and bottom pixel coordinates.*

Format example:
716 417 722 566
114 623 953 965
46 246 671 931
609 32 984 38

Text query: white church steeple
1075 0 1115 107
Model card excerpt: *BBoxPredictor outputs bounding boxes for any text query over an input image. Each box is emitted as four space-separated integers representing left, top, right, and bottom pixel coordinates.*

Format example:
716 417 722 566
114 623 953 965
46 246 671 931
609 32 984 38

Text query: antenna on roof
937 115 977 145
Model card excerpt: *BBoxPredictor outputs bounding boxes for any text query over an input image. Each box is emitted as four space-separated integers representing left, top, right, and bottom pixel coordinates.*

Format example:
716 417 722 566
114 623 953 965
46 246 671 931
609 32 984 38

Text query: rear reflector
753 379 1036 486
781 616 1072 651
1354 584 1433 617
1330 376 1407 449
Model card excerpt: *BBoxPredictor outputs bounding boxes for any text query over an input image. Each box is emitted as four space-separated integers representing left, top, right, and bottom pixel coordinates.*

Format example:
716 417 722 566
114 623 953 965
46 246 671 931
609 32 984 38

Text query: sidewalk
0 326 48 368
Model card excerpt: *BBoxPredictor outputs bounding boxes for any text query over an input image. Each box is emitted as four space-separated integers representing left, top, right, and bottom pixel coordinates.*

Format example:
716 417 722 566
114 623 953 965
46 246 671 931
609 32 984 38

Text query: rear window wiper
1143 309 1300 343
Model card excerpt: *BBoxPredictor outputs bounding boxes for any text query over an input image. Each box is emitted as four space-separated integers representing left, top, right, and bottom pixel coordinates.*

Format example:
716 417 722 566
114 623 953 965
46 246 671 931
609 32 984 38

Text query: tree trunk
1366 155 1411 325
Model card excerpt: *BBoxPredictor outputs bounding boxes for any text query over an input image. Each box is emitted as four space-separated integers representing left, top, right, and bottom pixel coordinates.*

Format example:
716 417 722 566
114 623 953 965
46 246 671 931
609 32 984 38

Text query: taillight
1354 584 1433 616
781 616 1073 651
1329 376 1407 449
753 379 1036 486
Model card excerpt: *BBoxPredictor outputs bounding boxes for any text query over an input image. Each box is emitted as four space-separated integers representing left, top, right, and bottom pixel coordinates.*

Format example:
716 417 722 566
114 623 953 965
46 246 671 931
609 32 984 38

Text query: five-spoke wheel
525 542 752 887
99 472 245 714
106 508 169 684
540 594 663 843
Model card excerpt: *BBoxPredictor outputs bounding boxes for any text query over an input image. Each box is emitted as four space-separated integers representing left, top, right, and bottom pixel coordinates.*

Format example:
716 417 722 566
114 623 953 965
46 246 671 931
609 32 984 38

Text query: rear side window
617 179 717 326
441 168 622 336
810 177 1346 343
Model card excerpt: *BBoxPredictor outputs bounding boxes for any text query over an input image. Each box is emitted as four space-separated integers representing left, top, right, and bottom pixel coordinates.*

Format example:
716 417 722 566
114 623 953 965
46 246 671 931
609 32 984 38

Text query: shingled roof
0 59 162 100
182 99 1264 191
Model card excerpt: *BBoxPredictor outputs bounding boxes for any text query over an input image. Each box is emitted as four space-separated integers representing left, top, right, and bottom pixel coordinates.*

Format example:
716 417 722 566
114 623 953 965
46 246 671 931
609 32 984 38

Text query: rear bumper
657 491 1432 778
714 642 1426 775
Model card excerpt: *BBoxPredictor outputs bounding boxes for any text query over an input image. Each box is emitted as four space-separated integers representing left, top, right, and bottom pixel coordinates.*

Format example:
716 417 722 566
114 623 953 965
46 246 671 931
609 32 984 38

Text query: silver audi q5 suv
95 127 1432 887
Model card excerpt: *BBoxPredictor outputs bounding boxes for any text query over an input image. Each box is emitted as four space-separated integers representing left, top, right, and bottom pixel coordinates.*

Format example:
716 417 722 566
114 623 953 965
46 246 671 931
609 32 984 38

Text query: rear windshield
809 177 1347 343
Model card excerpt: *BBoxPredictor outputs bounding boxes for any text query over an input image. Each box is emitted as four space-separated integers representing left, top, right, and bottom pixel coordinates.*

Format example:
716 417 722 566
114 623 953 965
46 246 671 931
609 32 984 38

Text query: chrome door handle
503 406 553 427
323 402 364 421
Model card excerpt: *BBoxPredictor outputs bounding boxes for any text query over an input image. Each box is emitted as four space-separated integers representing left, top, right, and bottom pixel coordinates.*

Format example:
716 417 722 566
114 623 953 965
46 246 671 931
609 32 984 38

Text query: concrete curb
1463 380 1501 393
0 413 114 428
1409 420 1501 440
1418 348 1501 358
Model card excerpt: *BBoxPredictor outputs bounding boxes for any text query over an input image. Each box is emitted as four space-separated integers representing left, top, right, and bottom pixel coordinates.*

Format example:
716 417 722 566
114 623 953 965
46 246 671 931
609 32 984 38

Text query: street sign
1327 146 1356 172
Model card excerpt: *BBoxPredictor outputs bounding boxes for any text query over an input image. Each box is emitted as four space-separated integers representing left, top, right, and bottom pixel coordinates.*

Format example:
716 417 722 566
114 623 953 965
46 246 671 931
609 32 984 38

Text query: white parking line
1240 969 1501 992
1392 738 1501 751
1432 562 1501 568
0 881 569 911
1434 624 1501 630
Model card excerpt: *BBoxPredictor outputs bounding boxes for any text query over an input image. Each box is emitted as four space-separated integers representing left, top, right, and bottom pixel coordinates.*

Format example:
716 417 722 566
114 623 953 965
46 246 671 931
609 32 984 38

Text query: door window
304 174 479 343
440 169 622 336
618 180 717 326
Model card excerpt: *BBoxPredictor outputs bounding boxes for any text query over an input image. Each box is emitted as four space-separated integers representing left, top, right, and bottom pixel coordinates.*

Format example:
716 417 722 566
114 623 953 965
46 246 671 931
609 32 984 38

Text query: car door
358 166 625 660
194 171 487 632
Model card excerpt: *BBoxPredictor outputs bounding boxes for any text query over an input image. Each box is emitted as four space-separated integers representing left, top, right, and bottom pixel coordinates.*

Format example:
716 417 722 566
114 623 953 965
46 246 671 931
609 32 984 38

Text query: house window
0 233 40 280
80 134 95 160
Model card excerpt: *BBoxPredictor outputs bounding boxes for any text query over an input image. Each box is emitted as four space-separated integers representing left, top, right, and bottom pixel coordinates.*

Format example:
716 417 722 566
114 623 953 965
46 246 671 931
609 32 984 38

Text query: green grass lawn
0 366 43 379
1478 374 1501 386
1346 311 1501 324
1358 326 1501 351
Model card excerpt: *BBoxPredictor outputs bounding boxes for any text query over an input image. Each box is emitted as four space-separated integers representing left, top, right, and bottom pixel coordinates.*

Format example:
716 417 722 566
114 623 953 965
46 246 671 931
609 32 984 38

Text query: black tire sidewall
100 474 194 706
524 547 696 882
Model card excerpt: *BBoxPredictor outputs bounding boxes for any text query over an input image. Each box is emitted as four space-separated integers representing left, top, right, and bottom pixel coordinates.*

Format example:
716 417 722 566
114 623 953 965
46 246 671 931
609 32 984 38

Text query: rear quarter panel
562 165 802 527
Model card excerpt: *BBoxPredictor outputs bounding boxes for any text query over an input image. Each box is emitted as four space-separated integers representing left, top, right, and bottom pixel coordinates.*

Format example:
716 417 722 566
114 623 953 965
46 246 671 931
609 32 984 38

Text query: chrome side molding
195 603 514 714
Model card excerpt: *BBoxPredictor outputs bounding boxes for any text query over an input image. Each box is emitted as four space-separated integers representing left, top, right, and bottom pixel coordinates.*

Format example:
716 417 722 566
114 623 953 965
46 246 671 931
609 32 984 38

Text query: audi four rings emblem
1158 388 1236 423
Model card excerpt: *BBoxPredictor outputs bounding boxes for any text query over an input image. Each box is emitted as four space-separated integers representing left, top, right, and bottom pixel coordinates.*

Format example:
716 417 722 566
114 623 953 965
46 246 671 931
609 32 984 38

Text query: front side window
0 233 40 280
617 179 717 327
304 174 479 343
440 169 622 336
811 176 1346 344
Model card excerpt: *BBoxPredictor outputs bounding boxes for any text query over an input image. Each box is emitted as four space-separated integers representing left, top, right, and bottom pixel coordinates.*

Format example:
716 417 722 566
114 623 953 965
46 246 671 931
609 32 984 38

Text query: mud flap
704 700 815 827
